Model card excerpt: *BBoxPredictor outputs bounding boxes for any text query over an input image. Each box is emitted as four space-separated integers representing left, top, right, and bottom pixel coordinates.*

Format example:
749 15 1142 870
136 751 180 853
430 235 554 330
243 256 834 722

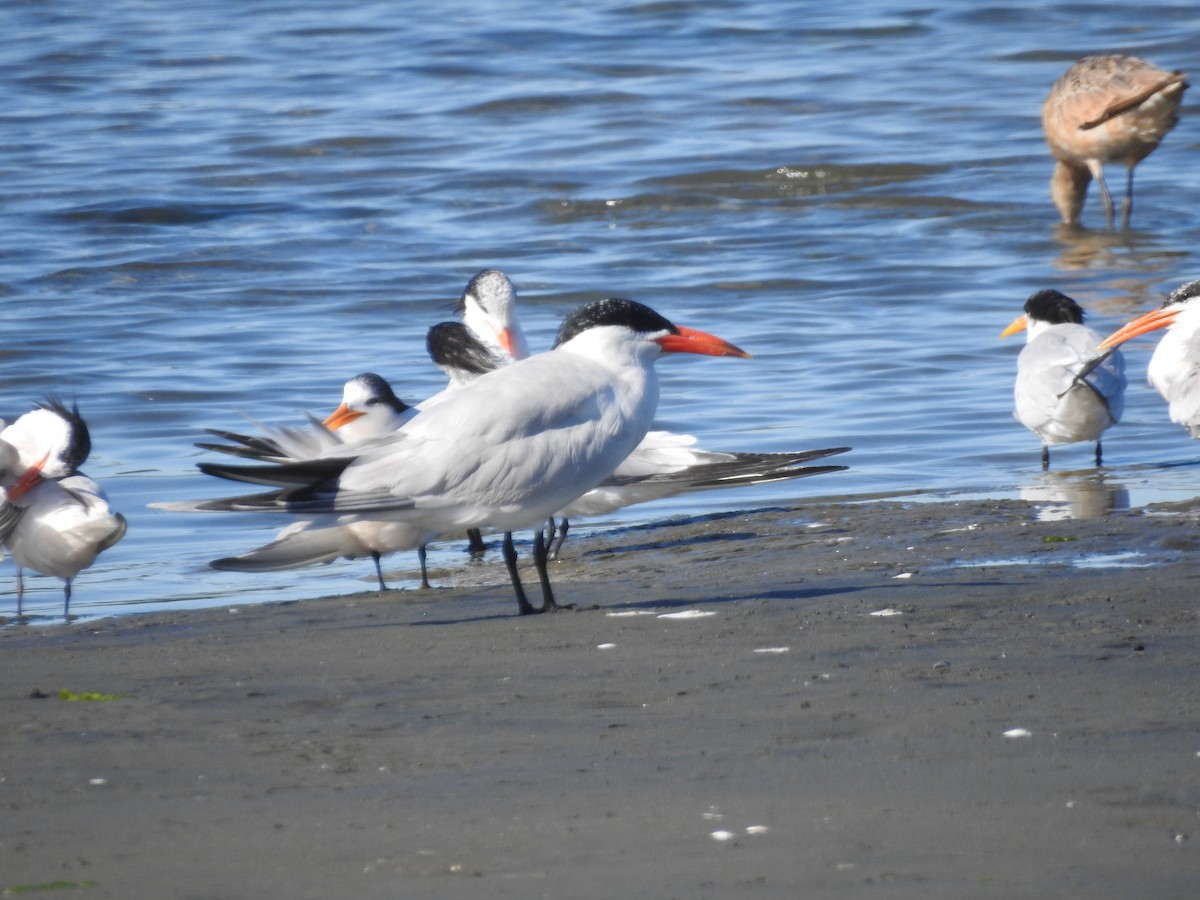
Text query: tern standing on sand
1001 289 1126 468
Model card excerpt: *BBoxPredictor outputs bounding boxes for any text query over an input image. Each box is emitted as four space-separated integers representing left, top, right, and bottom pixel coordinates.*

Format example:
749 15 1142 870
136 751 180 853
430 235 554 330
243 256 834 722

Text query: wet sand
2 497 1198 898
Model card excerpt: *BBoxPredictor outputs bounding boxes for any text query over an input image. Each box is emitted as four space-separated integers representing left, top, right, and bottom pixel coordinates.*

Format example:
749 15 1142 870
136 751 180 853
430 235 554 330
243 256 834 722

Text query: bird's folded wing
0 501 26 543
599 447 851 488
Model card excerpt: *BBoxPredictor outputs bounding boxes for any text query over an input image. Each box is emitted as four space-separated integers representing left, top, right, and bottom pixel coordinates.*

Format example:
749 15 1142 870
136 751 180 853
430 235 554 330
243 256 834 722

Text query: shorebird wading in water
1042 54 1187 229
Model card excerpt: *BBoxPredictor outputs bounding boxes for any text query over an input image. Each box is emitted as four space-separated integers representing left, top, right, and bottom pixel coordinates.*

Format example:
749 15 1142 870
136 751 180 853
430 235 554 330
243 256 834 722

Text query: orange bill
999 314 1028 339
322 403 365 431
656 326 750 358
496 327 516 357
1097 306 1180 350
7 453 48 503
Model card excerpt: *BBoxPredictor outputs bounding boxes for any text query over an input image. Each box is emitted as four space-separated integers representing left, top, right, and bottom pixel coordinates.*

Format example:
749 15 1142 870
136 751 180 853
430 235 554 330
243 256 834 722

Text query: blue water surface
1 1 1197 620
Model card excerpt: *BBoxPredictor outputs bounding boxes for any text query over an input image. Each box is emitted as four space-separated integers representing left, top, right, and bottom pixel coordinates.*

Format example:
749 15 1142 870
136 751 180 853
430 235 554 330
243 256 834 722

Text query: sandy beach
2 496 1198 898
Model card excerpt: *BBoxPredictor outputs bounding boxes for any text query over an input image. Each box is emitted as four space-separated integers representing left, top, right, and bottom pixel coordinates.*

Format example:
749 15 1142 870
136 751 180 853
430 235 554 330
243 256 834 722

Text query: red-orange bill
657 326 750 358
1097 307 1179 350
7 454 48 503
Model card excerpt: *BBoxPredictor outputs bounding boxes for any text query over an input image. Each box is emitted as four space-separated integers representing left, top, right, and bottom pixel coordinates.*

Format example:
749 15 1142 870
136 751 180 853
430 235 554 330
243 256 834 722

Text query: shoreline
1 496 1196 898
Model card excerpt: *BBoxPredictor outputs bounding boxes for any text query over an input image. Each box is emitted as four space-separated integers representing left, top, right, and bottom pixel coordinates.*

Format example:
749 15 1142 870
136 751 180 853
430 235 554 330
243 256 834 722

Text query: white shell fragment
605 610 657 617
596 643 616 650
657 610 716 620
891 572 914 579
752 647 790 654
745 825 770 835
710 830 735 841
1003 728 1033 738
870 608 903 617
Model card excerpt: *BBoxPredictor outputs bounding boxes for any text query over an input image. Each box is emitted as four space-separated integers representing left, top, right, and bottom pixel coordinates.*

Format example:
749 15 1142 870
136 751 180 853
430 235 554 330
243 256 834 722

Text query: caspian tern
1042 54 1187 228
0 400 126 620
1001 289 1126 468
428 318 850 557
435 271 854 560
1097 280 1200 438
183 298 757 614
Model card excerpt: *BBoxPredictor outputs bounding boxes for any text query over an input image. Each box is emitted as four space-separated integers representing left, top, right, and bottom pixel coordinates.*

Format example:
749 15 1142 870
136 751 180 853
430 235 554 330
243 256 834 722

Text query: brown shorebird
1042 54 1187 228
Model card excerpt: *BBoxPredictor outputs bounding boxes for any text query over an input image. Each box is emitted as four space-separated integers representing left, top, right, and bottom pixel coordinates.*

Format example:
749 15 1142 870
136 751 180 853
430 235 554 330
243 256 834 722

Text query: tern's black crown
1165 279 1200 309
454 268 511 316
346 373 411 414
1024 289 1085 326
554 298 678 348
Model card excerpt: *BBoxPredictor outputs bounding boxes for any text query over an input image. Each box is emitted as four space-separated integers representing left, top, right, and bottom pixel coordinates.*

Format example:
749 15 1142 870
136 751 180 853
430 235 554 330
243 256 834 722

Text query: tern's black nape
427 322 504 378
1023 289 1085 326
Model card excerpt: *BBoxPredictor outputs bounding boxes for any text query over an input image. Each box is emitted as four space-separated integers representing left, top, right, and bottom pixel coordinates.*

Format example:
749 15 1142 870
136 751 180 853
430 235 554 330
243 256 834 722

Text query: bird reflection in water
1019 469 1130 522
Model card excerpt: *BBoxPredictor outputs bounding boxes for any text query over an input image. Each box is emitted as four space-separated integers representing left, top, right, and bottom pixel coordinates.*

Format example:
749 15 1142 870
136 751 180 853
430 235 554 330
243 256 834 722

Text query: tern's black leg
416 546 431 590
15 570 24 619
532 529 561 612
466 528 486 557
549 517 570 561
371 552 389 591
1041 445 1050 470
503 532 538 615
63 578 72 621
1095 440 1103 467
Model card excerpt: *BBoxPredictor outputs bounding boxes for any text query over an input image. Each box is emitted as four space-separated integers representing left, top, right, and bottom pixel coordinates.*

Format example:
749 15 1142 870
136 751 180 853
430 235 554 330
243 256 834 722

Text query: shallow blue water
1 1 1198 620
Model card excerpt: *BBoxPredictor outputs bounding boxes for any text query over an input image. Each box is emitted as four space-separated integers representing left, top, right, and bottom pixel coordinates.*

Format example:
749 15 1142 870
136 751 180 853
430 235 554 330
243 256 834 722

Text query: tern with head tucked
181 298 754 614
0 400 126 620
1001 289 1126 468
1098 279 1200 438
456 267 530 365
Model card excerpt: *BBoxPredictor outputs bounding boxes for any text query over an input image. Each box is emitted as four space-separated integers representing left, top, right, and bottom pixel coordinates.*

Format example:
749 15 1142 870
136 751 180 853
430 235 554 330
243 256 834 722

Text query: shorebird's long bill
999 314 1029 339
1098 307 1180 350
322 403 365 430
657 326 751 358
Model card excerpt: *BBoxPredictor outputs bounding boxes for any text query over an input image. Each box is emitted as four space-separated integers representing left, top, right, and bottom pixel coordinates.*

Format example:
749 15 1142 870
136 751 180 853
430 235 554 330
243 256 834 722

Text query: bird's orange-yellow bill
999 314 1029 339
323 404 365 430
